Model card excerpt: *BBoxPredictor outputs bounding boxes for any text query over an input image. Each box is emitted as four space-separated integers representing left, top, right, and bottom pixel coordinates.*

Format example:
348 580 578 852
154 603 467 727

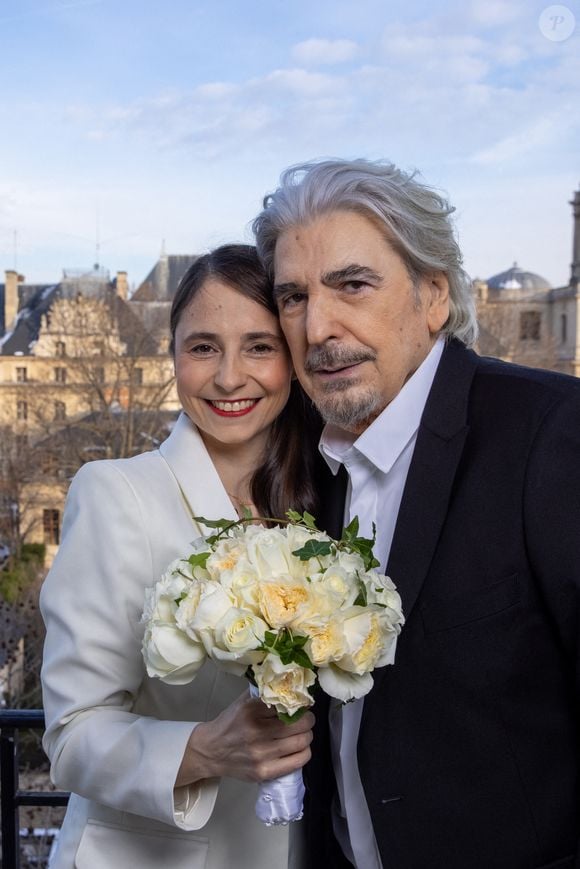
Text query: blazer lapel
386 340 478 621
158 413 237 535
317 463 348 539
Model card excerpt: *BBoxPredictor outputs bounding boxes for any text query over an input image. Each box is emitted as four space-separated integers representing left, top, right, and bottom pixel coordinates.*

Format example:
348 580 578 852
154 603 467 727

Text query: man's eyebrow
322 264 382 285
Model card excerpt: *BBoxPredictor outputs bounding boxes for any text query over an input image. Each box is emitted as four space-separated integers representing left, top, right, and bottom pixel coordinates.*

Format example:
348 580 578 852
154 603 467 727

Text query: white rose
301 616 347 667
188 583 236 648
175 578 215 639
142 622 206 684
142 562 192 623
214 607 268 656
246 527 296 577
316 564 360 609
317 664 374 702
219 558 261 614
359 571 404 617
254 654 316 717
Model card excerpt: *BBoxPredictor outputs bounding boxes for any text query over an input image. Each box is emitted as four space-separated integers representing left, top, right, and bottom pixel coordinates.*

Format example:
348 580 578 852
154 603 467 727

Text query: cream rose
142 622 206 684
258 575 311 628
254 654 316 717
336 608 400 675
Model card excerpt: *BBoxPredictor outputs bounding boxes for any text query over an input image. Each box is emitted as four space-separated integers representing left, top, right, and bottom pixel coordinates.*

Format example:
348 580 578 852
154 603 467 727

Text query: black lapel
386 340 478 620
317 462 348 539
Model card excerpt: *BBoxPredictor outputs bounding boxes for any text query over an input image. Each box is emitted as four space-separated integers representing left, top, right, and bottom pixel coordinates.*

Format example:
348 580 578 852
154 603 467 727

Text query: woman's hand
175 691 314 787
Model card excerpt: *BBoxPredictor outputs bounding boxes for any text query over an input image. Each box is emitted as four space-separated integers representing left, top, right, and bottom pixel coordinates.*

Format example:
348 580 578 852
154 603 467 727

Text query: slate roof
131 255 198 302
0 283 58 355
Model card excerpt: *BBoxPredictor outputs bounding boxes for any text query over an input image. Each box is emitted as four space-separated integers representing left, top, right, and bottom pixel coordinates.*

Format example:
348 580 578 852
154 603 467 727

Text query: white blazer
40 413 290 868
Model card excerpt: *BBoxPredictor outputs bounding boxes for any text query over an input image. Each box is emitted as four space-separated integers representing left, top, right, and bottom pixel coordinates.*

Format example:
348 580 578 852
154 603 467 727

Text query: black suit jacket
307 339 580 869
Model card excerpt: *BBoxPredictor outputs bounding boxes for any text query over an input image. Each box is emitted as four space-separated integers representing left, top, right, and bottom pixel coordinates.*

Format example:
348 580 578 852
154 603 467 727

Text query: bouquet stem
250 685 305 825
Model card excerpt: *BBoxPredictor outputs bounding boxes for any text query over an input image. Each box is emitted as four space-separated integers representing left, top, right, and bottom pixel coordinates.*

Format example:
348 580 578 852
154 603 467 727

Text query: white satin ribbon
250 685 305 825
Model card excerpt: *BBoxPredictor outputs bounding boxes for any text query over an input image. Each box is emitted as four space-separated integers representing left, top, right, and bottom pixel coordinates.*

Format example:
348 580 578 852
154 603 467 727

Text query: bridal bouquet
141 510 404 824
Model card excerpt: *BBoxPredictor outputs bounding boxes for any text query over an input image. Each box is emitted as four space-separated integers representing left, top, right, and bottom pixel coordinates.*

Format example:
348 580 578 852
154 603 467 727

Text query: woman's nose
213 354 248 392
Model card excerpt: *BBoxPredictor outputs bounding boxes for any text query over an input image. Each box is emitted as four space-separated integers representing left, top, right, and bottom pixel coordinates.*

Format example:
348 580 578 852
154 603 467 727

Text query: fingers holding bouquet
177 691 314 786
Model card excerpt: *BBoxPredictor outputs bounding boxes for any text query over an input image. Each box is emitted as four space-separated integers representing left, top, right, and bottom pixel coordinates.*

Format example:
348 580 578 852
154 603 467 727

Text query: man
253 159 580 868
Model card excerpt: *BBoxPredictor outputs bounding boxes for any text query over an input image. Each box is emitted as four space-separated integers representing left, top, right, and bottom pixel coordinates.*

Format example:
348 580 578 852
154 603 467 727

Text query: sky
0 0 578 289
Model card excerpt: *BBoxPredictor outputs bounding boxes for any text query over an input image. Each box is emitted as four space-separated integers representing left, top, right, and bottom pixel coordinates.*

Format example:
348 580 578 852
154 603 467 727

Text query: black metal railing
0 709 69 869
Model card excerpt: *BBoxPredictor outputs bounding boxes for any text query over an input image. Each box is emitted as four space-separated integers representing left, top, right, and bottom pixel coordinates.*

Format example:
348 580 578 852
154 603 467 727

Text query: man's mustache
304 345 377 374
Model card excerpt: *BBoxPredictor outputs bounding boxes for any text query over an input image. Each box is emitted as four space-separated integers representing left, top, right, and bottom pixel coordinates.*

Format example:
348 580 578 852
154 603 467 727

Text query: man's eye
190 344 215 355
249 344 275 354
344 280 367 292
280 293 307 309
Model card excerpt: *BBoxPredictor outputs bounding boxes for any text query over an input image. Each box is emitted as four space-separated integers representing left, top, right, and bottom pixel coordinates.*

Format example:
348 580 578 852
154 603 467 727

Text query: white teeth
210 399 257 412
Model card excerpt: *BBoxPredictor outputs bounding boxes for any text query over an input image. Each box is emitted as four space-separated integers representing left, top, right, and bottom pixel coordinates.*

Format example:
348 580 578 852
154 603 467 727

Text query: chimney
571 189 580 285
4 270 21 331
116 270 129 300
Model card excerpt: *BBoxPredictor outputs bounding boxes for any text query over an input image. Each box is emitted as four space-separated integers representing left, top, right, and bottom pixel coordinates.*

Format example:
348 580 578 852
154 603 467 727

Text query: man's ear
426 273 450 334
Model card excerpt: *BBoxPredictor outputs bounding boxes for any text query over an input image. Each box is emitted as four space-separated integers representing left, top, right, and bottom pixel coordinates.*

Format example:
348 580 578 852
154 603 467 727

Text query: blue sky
0 0 578 289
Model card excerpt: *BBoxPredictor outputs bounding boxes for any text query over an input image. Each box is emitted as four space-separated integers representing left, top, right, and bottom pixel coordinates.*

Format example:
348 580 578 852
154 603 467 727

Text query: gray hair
252 158 478 347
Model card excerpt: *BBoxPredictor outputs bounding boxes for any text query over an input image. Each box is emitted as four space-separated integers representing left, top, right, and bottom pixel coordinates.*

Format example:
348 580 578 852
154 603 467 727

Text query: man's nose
305 291 342 346
214 354 247 392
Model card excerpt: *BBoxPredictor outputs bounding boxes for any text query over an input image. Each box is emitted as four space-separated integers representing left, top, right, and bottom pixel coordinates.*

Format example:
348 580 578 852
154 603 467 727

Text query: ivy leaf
240 504 253 520
292 539 332 561
341 516 359 542
187 551 210 570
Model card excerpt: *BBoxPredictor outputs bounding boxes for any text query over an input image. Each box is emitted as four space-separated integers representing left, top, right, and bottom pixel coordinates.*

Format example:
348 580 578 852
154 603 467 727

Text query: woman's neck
200 432 267 505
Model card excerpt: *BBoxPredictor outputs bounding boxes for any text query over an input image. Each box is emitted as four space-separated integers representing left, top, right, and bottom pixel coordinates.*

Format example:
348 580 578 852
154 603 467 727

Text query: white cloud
469 0 524 27
470 116 562 165
292 38 359 66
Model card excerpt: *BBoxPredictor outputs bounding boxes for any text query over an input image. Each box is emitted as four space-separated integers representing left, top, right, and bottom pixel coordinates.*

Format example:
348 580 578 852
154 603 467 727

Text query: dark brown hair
170 243 322 518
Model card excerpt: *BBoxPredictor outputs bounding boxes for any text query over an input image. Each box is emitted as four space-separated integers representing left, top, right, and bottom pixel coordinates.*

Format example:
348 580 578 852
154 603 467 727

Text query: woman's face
173 277 293 455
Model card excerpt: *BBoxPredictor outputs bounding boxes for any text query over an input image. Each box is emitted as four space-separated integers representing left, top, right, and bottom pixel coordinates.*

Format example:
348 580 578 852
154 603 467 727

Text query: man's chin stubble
314 383 383 432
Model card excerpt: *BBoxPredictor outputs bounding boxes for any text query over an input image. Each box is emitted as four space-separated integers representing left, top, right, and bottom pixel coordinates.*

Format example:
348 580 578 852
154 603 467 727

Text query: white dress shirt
319 338 444 868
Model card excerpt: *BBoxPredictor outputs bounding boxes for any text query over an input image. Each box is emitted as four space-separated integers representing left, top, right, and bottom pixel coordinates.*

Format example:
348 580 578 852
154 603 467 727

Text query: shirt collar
319 337 444 475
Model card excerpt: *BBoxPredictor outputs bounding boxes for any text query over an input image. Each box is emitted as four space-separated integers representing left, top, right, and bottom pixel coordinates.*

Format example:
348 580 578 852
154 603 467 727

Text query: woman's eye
249 344 275 354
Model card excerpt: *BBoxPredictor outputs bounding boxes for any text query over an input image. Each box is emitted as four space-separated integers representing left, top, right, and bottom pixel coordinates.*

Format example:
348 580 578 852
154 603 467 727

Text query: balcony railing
0 710 69 869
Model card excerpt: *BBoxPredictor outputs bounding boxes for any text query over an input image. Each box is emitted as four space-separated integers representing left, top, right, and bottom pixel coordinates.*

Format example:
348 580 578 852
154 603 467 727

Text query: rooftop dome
487 262 552 293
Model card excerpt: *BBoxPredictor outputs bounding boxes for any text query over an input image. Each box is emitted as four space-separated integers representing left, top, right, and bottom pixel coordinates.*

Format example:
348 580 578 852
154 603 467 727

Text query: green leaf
278 707 309 725
341 515 359 542
196 515 235 529
353 579 367 607
292 539 332 561
240 504 253 520
286 509 303 523
187 552 210 570
302 511 319 530
291 648 315 670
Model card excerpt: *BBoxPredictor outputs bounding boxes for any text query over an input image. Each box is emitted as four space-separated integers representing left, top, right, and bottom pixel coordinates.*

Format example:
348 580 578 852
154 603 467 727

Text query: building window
520 311 541 341
43 509 60 545
561 314 568 344
54 366 67 383
132 367 143 385
15 366 28 383
15 433 28 451
54 400 66 421
16 400 28 421
92 366 105 384
56 340 66 357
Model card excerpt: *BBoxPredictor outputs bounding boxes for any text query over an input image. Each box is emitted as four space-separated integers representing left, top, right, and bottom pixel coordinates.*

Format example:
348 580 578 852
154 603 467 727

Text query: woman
40 244 323 869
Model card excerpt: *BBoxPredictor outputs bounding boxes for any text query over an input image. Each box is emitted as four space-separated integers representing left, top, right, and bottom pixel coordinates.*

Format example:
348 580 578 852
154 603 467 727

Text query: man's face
273 210 450 434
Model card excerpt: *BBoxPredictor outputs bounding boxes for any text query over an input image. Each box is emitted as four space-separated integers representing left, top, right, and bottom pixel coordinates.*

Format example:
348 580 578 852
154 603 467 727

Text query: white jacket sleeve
40 460 219 830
